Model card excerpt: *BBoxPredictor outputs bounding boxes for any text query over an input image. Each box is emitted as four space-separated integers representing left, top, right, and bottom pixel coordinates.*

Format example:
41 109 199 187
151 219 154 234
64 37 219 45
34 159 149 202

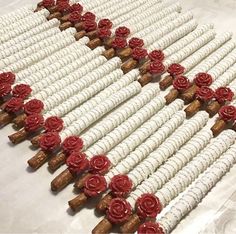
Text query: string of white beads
0 5 34 28
127 3 181 36
0 18 60 51
163 30 216 68
0 28 76 68
46 69 139 123
105 107 186 183
158 132 236 234
112 0 166 27
23 47 105 94
58 81 141 141
179 32 232 74
155 130 236 209
84 94 167 158
42 65 123 112
80 86 159 150
186 40 236 81
127 129 213 207
210 63 236 90
0 26 61 60
207 47 236 81
18 45 92 87
0 9 49 44
160 24 213 57
127 111 209 188
2 30 76 72
15 38 89 81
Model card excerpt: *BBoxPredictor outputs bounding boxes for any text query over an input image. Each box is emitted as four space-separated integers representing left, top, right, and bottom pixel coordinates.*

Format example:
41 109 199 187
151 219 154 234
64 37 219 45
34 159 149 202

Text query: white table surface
0 0 236 233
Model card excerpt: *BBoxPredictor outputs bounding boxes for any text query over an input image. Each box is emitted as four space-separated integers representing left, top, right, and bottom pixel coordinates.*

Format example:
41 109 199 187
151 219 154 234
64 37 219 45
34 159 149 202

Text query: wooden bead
103 37 114 49
0 112 14 126
138 73 152 87
139 61 150 75
48 152 67 171
59 22 72 31
211 119 227 136
92 218 113 234
74 31 86 40
184 100 202 117
116 47 132 62
60 14 70 23
74 173 92 190
68 193 88 212
121 58 138 74
86 30 98 40
74 22 83 32
120 214 141 234
206 101 221 117
159 75 174 90
96 193 113 213
8 128 28 144
47 6 58 14
27 150 49 170
165 89 179 105
47 12 62 21
31 134 42 148
12 113 27 129
102 48 116 60
181 84 198 104
87 38 103 49
51 168 74 192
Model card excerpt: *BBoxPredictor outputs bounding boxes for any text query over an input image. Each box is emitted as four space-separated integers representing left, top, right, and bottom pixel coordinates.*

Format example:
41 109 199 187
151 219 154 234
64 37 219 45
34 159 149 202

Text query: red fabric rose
98 19 113 29
12 84 32 99
62 136 83 154
24 114 44 133
42 0 55 7
215 87 234 103
132 47 148 61
109 174 133 197
172 76 190 91
128 37 144 49
69 3 83 14
84 174 107 197
23 99 44 115
138 222 164 234
39 132 61 151
4 97 24 113
0 72 15 85
167 63 185 76
111 37 127 49
219 105 236 122
66 151 89 174
44 116 64 132
81 12 96 22
57 1 70 13
89 155 110 174
194 72 213 87
82 20 97 32
97 28 111 39
115 26 130 38
69 11 81 23
196 87 215 102
107 198 132 224
136 194 162 219
0 83 11 98
148 50 165 62
148 61 165 75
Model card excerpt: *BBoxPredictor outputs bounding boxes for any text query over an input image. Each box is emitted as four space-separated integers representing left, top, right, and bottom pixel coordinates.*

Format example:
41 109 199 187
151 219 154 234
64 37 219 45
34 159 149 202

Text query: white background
0 0 236 233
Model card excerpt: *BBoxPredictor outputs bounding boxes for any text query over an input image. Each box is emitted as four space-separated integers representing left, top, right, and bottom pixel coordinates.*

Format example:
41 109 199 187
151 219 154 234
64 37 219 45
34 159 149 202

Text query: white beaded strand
127 129 213 206
104 107 186 181
127 111 209 188
158 133 236 234
80 86 159 150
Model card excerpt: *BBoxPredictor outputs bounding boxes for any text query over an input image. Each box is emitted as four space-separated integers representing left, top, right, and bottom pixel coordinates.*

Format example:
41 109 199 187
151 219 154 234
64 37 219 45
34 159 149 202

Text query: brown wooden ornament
48 152 67 171
8 129 28 144
211 119 227 136
159 75 174 90
181 84 198 104
31 134 42 148
87 38 103 49
121 58 138 74
92 218 113 234
165 89 179 105
96 193 113 213
206 101 222 117
68 193 88 211
0 112 14 126
59 21 72 31
74 173 92 190
120 214 142 234
27 150 49 170
12 113 27 129
184 100 202 117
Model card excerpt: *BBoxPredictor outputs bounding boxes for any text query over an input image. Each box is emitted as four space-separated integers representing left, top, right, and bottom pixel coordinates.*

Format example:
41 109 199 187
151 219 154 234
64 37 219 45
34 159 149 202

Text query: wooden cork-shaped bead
184 100 202 117
47 12 62 21
87 38 103 49
121 58 138 74
96 193 113 213
31 134 42 148
51 168 74 192
159 75 174 90
48 152 67 171
181 84 198 104
68 193 88 212
211 119 227 136
103 37 114 49
86 30 98 40
165 89 179 105
116 47 132 62
138 73 152 87
60 14 70 23
0 112 14 126
92 218 113 234
74 22 83 32
59 21 72 31
120 214 142 234
102 48 116 60
206 101 222 117
27 150 49 170
139 61 150 75
74 31 86 41
8 129 28 144
74 173 92 190
12 113 27 129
